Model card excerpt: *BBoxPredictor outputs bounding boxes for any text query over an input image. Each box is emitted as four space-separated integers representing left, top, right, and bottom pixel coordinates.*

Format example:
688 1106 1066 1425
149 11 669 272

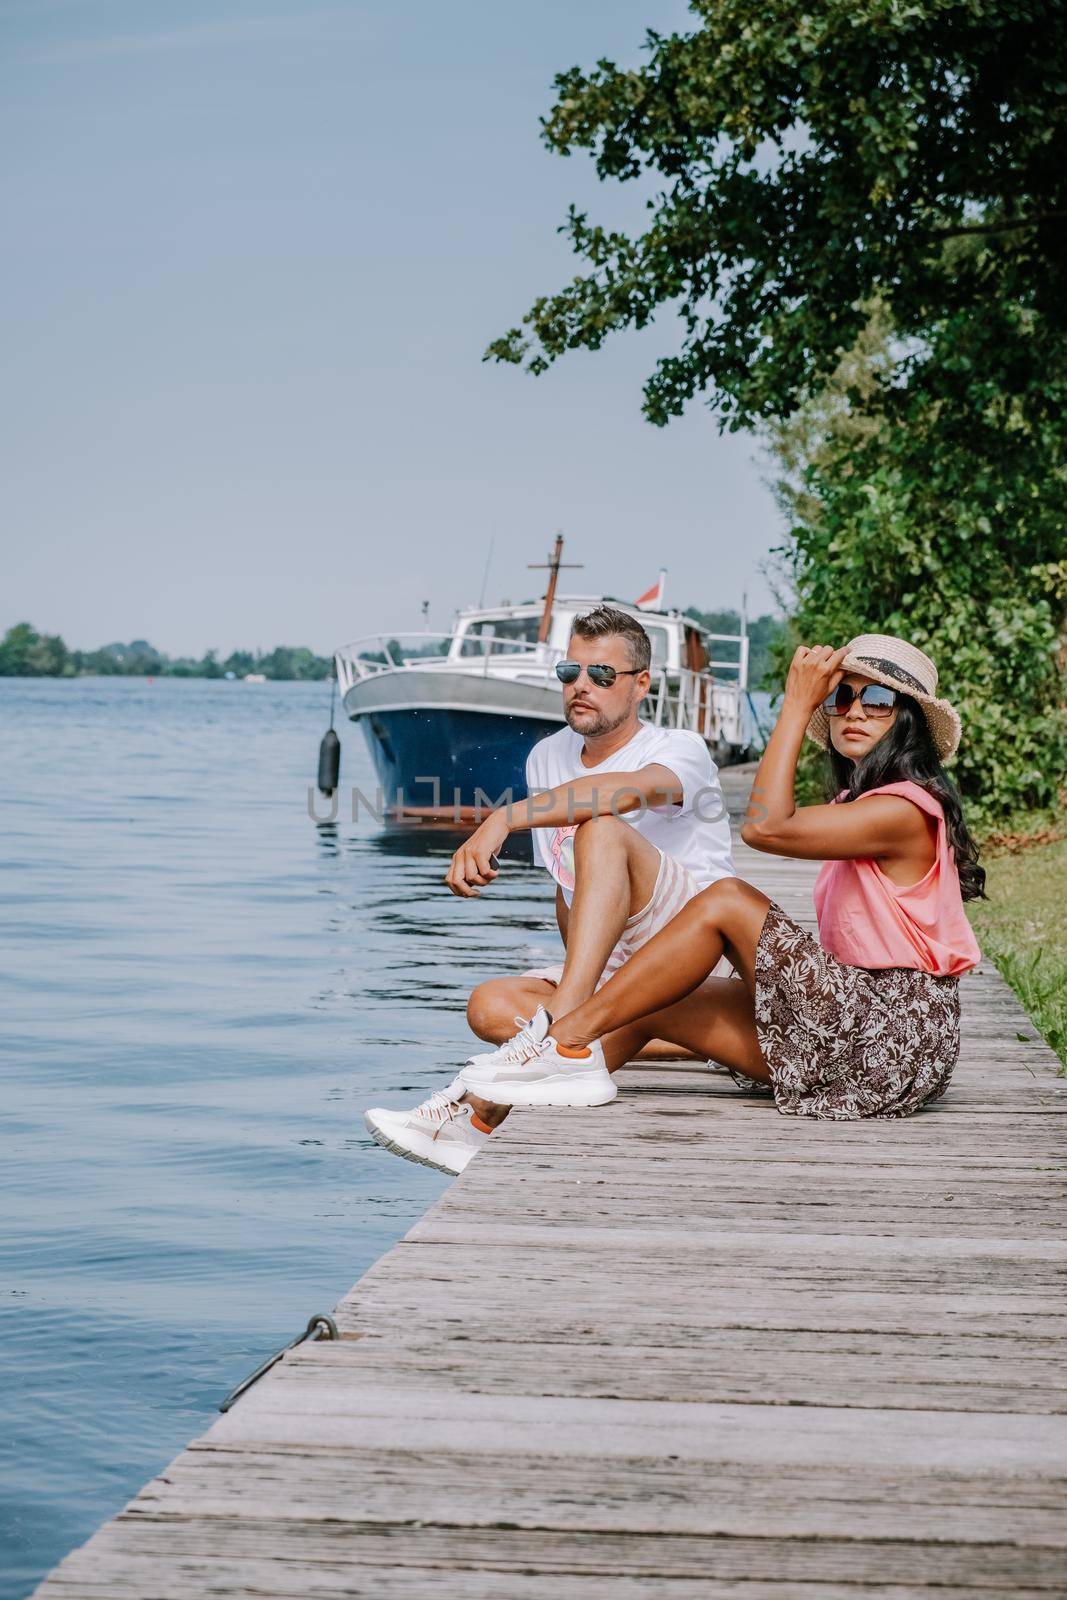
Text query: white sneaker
461 1021 617 1109
466 1007 554 1071
364 1084 488 1176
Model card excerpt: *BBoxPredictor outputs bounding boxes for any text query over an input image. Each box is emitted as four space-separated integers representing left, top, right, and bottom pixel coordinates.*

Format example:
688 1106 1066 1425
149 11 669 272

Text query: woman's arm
741 646 932 864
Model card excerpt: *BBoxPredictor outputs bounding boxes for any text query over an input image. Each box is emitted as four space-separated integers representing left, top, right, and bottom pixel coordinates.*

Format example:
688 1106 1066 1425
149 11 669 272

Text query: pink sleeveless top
813 781 981 976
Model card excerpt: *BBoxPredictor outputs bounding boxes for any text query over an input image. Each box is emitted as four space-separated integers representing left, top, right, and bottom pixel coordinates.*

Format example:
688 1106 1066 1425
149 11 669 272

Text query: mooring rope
218 1313 340 1412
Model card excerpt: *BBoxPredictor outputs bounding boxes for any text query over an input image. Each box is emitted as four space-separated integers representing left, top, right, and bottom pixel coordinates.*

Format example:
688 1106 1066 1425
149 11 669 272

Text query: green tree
222 650 259 678
487 0 1066 429
0 622 70 676
259 646 331 680
486 1 1066 824
0 623 39 674
124 639 164 674
68 640 163 675
74 648 121 675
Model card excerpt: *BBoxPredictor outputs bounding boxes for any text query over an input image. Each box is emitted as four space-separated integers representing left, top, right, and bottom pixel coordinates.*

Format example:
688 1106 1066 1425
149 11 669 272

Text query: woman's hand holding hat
784 645 849 716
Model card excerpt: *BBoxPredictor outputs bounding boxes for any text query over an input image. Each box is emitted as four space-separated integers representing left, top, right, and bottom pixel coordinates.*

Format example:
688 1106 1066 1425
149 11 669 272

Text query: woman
472 633 984 1120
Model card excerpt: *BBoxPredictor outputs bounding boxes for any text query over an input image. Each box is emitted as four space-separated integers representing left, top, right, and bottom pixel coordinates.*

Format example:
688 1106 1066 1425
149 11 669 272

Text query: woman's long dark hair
827 695 986 900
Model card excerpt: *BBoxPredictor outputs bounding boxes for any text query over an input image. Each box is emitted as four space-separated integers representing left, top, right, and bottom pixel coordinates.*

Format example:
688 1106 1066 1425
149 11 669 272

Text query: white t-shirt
524 721 735 906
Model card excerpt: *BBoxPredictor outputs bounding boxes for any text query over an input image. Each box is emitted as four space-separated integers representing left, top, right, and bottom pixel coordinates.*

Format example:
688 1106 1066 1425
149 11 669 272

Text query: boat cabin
449 599 742 684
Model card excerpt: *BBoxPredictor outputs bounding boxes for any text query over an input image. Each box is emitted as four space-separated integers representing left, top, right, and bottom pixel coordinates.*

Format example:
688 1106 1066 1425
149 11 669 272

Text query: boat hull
340 665 760 821
343 670 564 817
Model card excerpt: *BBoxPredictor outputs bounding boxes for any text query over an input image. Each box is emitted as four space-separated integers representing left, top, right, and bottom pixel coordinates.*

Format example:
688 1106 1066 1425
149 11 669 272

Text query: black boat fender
317 673 341 796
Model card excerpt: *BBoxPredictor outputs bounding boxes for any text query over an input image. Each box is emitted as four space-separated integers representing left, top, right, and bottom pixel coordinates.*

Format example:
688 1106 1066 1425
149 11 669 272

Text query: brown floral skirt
733 903 961 1120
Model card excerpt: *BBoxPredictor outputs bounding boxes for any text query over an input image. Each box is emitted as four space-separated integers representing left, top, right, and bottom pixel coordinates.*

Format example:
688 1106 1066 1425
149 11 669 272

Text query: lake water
0 677 560 1598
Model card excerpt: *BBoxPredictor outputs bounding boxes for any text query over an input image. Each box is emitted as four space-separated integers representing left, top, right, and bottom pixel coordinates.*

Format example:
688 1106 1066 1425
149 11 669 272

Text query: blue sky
1 0 784 657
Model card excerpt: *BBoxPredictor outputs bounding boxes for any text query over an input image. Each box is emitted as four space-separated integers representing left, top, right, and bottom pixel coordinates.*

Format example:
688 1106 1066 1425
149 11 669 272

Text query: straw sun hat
806 633 962 761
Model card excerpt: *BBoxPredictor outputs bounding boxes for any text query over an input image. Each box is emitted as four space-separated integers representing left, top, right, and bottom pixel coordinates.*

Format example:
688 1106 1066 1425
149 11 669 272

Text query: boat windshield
457 617 541 656
454 614 672 667
644 626 670 668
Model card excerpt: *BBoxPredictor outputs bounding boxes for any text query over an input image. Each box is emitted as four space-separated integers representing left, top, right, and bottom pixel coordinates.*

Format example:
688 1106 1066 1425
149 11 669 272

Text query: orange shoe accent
555 1043 593 1060
470 1114 494 1135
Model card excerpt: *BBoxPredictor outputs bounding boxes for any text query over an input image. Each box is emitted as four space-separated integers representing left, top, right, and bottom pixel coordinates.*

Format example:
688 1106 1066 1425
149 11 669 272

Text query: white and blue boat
334 541 767 820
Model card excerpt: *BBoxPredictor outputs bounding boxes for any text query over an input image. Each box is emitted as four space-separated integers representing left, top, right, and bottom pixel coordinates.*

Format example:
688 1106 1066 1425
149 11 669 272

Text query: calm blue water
0 678 556 1598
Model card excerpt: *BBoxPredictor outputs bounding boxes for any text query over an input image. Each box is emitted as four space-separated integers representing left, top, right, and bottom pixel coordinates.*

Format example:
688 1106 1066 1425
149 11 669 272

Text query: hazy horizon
2 0 786 659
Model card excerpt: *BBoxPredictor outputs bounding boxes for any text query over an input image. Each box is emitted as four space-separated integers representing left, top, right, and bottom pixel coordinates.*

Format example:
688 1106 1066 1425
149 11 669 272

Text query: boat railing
334 633 558 696
646 666 721 742
701 632 751 684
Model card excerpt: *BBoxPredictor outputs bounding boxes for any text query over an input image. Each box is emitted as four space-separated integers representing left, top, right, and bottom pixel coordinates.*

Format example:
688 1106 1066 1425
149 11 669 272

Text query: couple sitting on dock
366 605 983 1175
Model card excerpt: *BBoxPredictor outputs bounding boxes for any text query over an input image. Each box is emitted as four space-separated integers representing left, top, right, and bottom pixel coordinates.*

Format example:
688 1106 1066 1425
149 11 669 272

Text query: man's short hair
570 606 651 673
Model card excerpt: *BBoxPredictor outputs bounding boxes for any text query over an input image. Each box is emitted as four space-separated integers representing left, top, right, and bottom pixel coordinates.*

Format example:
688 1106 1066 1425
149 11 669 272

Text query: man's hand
445 811 510 898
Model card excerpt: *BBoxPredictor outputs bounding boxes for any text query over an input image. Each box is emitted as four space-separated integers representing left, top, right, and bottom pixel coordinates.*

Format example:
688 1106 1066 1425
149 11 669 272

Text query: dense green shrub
769 305 1066 825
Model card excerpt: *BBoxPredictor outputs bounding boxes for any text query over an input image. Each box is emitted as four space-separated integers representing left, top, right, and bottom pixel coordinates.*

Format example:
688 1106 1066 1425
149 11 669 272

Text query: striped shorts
523 848 728 990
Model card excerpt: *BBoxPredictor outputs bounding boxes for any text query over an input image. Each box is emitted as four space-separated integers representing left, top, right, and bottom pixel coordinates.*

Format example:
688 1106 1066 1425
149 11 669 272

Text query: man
365 605 735 1174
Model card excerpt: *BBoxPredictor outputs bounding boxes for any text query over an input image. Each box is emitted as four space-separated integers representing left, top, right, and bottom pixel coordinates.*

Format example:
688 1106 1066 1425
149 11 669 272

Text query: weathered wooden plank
258 1332 1067 1413
209 1386 1067 1476
33 1568 1060 1600
340 1290 1067 1340
32 1520 1067 1589
126 1443 1067 1542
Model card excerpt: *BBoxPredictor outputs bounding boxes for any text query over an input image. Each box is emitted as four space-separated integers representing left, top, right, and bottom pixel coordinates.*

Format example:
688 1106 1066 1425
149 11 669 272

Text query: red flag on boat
635 569 667 610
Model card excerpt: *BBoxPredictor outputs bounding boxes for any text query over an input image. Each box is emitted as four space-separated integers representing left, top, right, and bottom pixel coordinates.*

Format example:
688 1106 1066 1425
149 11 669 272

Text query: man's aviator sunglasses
555 660 641 689
823 682 898 717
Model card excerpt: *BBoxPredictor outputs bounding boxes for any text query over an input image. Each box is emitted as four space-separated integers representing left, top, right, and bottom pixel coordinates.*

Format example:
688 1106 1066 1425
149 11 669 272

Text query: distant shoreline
0 622 332 682
2 671 331 682
3 609 785 688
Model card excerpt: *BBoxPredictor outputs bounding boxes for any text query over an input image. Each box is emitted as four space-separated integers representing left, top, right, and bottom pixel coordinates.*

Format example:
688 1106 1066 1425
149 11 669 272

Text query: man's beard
564 699 633 738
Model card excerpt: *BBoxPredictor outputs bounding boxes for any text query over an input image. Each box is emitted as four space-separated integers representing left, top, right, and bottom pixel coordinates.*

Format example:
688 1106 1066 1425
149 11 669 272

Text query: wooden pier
34 805 1067 1597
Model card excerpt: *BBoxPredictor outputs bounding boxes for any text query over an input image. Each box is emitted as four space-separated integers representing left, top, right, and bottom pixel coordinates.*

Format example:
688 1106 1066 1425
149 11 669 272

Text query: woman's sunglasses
823 682 898 717
555 660 640 688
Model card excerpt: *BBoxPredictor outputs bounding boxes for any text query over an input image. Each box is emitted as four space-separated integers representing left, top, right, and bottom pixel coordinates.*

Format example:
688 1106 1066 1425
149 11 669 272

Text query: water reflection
314 821 340 857
366 820 533 865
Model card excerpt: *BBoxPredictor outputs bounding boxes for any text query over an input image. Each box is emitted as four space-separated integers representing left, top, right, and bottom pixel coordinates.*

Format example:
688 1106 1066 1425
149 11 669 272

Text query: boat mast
529 534 582 644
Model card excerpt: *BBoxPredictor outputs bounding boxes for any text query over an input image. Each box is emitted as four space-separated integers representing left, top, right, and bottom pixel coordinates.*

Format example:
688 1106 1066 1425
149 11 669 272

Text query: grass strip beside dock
969 836 1067 1068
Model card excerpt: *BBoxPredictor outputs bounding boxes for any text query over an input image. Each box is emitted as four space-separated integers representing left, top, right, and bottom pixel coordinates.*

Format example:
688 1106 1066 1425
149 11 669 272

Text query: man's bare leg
466 977 559 1044
549 816 663 1018
459 819 678 1130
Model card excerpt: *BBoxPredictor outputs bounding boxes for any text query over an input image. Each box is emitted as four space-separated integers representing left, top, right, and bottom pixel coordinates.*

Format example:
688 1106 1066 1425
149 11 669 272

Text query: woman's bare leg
551 878 772 1051
601 979 770 1083
472 979 769 1129
465 975 698 1061
462 984 693 1131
